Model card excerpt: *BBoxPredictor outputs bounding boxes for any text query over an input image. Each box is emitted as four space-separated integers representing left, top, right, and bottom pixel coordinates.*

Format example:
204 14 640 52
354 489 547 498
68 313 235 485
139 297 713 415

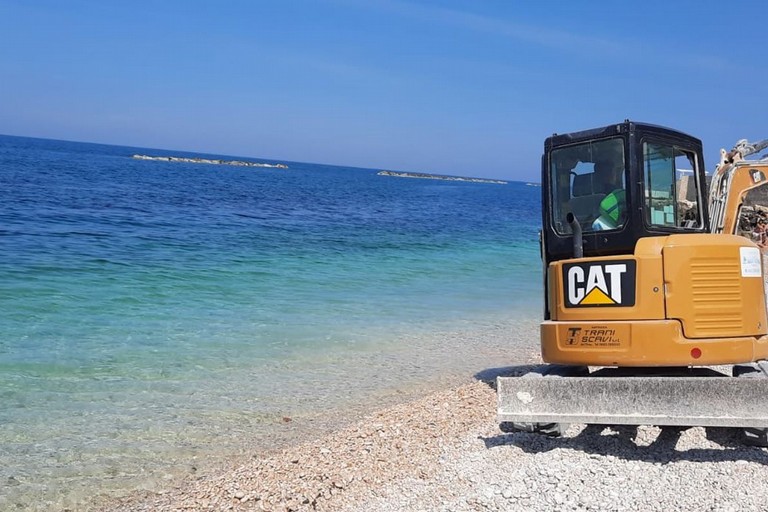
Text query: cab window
549 137 626 235
643 142 702 229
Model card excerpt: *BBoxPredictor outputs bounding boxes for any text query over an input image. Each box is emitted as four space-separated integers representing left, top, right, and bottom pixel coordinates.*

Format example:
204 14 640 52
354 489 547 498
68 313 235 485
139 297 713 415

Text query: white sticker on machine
740 246 762 277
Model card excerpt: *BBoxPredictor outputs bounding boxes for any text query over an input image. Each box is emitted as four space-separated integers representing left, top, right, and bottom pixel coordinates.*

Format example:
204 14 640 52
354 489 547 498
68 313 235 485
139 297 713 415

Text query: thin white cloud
357 0 625 55
346 0 730 72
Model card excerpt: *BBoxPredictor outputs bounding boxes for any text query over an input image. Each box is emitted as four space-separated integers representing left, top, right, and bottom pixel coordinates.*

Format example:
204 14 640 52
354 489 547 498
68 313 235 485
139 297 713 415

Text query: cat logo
563 260 636 308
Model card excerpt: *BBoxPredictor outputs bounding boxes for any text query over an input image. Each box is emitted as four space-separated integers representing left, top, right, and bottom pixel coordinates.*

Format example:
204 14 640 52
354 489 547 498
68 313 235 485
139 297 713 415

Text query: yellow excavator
497 120 768 444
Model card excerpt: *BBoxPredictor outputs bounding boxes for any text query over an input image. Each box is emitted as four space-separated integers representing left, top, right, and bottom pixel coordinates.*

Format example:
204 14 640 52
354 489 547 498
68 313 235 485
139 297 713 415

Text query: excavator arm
709 139 768 235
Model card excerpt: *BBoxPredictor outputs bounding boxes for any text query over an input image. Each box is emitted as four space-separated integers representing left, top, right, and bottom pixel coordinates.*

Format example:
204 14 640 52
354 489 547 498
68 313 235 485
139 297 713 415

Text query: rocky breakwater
133 154 288 169
378 170 507 185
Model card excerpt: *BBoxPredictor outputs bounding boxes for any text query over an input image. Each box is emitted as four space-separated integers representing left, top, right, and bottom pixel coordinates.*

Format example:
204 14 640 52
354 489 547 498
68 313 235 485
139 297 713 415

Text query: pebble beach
94 362 768 512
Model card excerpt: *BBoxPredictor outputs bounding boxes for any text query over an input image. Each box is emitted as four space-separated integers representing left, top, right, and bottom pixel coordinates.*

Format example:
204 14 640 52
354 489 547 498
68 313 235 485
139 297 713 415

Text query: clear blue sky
1 0 766 181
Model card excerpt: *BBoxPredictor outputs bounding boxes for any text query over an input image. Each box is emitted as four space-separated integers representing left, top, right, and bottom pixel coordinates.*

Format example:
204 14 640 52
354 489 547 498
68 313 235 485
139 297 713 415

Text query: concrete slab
497 376 768 428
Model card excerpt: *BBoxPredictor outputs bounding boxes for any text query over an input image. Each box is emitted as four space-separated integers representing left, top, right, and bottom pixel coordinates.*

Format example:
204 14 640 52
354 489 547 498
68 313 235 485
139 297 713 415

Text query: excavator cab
498 121 768 440
543 121 707 272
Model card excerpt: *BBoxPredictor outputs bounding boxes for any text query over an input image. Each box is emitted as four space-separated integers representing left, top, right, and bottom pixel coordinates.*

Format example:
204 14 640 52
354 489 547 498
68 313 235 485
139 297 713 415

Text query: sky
1 0 766 181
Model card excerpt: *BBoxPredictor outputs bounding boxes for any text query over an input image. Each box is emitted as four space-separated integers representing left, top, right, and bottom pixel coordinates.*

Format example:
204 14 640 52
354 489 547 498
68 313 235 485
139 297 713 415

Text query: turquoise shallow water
0 135 543 509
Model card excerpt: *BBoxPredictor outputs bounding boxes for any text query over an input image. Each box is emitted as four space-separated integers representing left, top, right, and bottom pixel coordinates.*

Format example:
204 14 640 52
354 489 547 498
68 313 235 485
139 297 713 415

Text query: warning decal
563 260 636 308
740 246 762 278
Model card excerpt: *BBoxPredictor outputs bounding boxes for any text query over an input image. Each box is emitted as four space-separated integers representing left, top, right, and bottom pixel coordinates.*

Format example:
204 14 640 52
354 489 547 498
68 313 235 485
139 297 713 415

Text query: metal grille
689 259 743 336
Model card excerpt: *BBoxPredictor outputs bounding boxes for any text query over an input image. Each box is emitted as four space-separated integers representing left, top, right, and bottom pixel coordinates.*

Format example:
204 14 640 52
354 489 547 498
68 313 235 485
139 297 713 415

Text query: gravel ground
95 365 768 512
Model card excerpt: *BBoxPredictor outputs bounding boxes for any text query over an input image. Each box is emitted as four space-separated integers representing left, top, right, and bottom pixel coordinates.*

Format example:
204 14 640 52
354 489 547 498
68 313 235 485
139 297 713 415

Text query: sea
0 134 543 510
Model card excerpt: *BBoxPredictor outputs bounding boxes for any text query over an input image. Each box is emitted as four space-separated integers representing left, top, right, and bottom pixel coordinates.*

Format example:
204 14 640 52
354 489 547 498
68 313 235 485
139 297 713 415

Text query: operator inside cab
592 158 626 231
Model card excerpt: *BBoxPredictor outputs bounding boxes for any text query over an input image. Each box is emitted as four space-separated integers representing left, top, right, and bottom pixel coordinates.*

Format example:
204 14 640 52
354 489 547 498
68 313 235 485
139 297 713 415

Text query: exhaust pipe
566 213 583 258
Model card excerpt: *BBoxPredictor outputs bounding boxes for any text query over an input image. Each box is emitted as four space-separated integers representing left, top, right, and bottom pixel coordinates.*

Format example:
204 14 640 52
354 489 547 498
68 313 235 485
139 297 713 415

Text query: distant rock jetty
132 154 288 169
377 170 507 184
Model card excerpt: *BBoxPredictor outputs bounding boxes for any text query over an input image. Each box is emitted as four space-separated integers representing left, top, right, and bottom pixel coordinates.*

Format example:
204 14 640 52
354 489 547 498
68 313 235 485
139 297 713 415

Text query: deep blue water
0 134 542 509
